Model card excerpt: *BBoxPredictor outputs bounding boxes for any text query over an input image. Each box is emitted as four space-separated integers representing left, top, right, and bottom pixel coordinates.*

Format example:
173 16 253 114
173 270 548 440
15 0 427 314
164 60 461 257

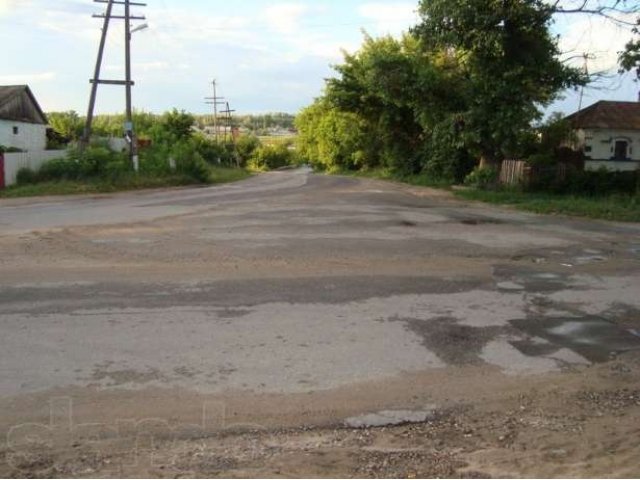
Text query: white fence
3 150 66 187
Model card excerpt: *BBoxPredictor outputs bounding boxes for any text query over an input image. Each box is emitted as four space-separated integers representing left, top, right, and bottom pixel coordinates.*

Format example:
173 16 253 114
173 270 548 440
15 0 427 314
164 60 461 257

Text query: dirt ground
1 170 639 478
2 353 640 478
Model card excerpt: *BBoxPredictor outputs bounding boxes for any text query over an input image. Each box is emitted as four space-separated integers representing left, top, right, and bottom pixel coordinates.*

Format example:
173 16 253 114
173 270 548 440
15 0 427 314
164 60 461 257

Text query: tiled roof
565 100 640 130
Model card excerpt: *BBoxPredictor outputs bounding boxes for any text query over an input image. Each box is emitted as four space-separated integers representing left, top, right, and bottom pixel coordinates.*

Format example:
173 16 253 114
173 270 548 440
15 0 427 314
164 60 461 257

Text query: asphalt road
1 168 640 435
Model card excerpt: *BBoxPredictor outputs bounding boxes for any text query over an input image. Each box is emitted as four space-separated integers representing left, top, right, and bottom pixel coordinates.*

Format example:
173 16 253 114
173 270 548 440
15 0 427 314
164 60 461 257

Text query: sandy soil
2 352 639 478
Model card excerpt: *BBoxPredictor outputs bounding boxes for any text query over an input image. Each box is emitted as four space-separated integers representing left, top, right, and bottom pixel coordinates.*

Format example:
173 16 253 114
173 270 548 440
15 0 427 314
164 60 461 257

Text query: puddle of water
497 281 525 291
511 317 640 363
533 273 560 280
344 408 436 428
493 266 568 293
573 255 608 265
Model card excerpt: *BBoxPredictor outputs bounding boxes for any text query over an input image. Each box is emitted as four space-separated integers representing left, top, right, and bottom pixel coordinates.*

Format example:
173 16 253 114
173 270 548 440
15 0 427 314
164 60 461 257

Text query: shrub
0 145 24 153
248 144 294 171
38 157 79 181
464 166 499 190
27 146 127 183
235 135 261 167
191 135 234 166
172 141 210 183
139 146 172 176
16 167 38 185
565 169 639 197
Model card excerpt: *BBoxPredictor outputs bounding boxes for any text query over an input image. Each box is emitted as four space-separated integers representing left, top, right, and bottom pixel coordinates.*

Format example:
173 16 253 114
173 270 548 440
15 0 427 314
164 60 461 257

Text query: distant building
0 85 48 152
565 100 640 172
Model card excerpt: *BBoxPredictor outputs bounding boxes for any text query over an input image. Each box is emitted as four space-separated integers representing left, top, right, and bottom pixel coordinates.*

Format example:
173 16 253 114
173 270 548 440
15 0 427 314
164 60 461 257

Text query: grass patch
0 167 251 199
209 166 253 184
455 189 640 222
329 167 640 222
333 168 452 189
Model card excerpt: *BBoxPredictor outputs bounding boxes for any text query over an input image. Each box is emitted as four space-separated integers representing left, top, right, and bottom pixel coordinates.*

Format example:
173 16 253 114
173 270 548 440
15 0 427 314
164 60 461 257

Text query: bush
0 145 24 153
172 141 210 183
191 135 234 166
16 167 38 185
565 169 639 197
235 135 261 167
248 144 294 171
38 157 79 181
464 166 499 190
23 146 128 183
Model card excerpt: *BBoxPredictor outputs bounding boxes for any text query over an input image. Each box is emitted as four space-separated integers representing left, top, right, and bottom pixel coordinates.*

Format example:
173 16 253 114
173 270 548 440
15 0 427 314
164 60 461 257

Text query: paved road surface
1 168 639 440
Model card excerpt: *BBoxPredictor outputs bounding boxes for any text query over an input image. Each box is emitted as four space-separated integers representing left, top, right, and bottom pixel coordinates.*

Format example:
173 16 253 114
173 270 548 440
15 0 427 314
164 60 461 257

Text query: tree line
46 110 296 147
296 0 639 183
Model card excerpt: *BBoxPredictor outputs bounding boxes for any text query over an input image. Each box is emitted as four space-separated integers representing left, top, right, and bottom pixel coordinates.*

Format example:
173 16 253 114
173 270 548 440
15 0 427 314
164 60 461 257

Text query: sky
0 0 637 116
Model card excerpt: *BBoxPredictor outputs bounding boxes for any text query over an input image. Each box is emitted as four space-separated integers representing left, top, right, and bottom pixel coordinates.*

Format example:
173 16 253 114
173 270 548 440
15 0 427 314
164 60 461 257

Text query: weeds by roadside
0 166 251 199
454 188 640 222
329 168 640 223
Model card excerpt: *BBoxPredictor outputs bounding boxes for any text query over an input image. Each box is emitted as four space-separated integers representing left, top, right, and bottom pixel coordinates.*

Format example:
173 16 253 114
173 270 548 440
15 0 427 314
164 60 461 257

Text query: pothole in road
493 265 569 293
398 220 418 227
459 218 505 226
510 317 640 363
344 408 437 428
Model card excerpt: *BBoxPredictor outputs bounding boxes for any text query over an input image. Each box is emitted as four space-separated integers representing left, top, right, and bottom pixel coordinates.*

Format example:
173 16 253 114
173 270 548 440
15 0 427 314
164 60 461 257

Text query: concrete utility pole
205 80 226 142
83 0 147 171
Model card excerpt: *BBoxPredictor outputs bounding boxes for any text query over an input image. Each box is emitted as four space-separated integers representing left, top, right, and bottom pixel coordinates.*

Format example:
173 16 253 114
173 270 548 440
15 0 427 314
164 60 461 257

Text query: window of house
614 140 628 160
12 126 18 135
584 145 592 153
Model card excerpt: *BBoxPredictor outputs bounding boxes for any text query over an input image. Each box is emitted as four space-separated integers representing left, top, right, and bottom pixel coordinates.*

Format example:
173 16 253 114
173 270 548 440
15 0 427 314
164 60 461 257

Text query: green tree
235 134 261 167
151 109 195 144
47 111 83 141
296 99 370 171
325 34 436 173
619 17 640 80
415 0 585 165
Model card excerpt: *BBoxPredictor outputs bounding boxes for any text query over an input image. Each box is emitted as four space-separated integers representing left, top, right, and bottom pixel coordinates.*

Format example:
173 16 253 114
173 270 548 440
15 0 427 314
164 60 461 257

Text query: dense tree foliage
47 111 84 141
619 17 640 80
297 0 588 181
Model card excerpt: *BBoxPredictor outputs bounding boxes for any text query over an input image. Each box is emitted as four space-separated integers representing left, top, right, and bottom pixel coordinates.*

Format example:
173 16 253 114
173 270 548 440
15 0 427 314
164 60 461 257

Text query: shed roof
565 100 640 130
0 85 48 125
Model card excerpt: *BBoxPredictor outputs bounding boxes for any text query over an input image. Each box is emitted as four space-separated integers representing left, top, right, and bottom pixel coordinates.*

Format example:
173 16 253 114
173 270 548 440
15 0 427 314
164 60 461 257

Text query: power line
205 79 226 142
82 0 147 171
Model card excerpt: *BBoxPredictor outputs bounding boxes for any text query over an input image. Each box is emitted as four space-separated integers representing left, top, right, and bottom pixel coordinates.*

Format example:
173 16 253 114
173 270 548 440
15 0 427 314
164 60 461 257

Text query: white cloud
0 0 28 17
263 3 311 35
358 2 418 35
0 72 56 84
557 12 637 73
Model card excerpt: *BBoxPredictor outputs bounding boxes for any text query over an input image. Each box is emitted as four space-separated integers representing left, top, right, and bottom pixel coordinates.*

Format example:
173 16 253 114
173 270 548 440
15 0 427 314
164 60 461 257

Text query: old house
565 100 640 172
0 85 48 152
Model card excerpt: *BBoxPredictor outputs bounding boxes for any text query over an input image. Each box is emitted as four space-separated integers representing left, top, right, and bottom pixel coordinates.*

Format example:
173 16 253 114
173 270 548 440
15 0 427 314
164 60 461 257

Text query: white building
565 100 640 172
0 85 48 152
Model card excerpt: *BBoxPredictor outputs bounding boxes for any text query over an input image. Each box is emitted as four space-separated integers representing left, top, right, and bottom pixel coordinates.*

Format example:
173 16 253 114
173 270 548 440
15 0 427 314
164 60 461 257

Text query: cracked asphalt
1 168 640 474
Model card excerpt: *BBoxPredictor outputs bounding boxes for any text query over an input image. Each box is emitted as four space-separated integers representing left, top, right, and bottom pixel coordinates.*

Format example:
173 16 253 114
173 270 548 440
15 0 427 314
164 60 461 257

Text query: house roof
0 85 48 125
565 100 640 130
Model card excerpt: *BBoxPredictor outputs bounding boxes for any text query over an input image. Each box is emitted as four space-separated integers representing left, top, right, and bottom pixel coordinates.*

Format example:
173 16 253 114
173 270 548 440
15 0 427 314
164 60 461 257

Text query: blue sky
0 0 637 116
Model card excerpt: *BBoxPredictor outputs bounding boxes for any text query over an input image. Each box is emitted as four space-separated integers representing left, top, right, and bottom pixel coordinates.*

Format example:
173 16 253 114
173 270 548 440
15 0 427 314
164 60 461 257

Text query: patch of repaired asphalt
0 276 487 315
395 317 511 366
